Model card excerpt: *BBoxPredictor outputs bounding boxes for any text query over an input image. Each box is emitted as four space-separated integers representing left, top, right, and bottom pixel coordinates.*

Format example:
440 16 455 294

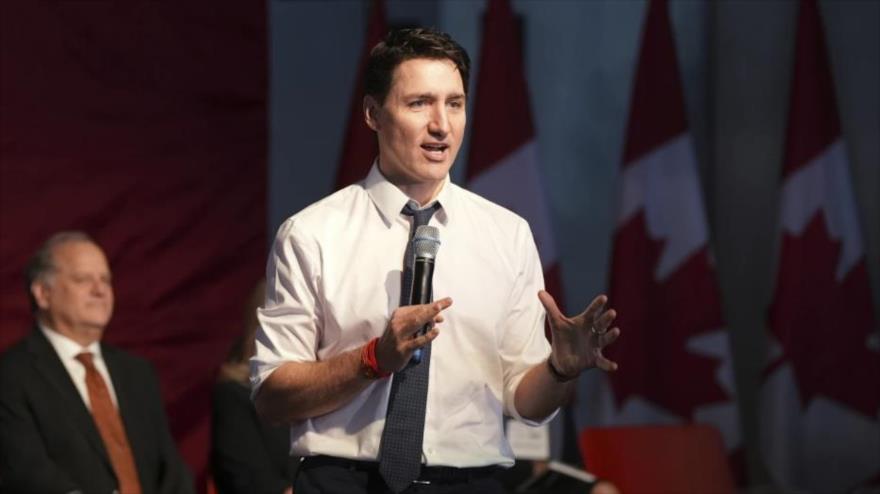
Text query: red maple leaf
766 212 880 418
607 211 729 419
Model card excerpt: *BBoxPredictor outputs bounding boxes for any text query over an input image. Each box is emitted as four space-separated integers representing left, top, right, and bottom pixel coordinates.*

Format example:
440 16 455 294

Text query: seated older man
0 231 194 494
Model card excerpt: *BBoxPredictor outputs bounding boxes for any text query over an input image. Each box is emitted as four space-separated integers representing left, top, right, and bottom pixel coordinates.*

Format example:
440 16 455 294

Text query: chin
419 162 452 178
82 313 112 330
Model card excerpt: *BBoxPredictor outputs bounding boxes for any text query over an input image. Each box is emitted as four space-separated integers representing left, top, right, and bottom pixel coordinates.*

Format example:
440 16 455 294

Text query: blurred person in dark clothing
211 280 298 494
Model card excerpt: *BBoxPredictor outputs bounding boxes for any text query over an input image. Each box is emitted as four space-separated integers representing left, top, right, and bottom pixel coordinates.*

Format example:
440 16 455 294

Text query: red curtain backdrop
0 1 267 489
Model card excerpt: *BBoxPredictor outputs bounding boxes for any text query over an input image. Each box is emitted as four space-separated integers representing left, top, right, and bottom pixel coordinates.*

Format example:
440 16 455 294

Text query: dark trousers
294 456 508 494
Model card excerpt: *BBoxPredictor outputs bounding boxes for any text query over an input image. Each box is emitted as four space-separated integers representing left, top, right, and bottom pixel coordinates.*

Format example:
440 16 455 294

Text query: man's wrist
546 357 578 383
360 338 391 379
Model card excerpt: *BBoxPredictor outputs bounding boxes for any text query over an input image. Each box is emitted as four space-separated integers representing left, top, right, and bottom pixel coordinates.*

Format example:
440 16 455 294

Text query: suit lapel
26 329 114 470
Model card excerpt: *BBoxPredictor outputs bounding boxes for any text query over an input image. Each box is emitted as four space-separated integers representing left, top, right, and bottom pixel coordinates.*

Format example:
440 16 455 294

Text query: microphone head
413 225 441 259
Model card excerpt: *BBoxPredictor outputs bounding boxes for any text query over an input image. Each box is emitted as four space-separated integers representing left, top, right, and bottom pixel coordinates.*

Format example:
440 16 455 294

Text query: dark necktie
378 201 441 493
76 352 142 494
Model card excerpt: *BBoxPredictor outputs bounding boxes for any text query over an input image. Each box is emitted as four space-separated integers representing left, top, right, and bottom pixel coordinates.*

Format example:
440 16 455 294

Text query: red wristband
361 338 391 379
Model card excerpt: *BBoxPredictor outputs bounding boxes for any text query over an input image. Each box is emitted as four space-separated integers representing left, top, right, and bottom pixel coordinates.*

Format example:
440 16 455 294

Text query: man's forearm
513 359 575 422
253 346 373 424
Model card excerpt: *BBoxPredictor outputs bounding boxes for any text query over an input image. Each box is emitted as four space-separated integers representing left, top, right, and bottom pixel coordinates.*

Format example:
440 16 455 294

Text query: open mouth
421 143 449 160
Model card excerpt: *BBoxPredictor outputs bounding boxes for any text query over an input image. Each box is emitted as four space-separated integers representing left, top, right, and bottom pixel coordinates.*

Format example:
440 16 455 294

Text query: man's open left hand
538 290 620 378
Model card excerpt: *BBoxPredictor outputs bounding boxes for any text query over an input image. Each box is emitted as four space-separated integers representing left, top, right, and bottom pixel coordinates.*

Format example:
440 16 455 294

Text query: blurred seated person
496 399 619 494
211 280 298 494
0 231 194 494
509 459 620 494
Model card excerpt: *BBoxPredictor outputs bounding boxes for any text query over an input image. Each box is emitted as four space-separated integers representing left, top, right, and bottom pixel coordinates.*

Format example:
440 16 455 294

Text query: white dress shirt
40 325 119 409
252 164 554 468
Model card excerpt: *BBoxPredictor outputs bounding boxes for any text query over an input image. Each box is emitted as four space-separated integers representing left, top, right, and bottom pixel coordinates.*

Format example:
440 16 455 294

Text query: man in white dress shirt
252 28 621 494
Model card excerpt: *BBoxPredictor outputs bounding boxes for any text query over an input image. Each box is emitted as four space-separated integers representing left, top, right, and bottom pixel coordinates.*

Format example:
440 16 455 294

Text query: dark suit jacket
210 379 298 494
0 329 194 494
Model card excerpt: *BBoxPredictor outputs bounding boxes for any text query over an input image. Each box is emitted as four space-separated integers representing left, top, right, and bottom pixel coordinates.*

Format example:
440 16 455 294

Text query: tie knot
402 201 440 229
75 352 95 368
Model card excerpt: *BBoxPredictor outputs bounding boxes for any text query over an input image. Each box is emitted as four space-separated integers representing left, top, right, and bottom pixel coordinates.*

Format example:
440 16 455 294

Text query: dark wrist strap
547 358 578 383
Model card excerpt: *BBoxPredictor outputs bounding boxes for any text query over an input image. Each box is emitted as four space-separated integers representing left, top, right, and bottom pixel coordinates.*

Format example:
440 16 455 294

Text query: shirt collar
39 323 103 361
364 161 454 226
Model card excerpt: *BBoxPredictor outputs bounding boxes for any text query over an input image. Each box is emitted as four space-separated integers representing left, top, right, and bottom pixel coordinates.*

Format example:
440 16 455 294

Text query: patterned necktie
76 352 142 494
378 201 441 493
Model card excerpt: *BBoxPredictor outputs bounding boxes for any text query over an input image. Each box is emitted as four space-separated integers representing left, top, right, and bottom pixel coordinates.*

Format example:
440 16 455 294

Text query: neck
376 162 444 206
398 182 443 207
38 314 102 347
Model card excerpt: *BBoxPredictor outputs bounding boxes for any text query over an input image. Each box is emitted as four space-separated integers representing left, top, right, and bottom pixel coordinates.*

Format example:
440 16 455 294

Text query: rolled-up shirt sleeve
250 218 323 396
499 220 557 425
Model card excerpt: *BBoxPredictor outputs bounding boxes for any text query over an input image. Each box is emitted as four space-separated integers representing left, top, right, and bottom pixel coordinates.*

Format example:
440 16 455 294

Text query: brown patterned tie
76 352 142 494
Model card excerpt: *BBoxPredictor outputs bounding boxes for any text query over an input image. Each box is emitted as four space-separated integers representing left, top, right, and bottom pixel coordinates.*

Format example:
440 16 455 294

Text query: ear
363 96 381 132
31 280 51 311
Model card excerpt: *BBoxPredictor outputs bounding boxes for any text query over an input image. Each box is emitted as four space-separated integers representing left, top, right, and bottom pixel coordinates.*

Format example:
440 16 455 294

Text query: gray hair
25 231 96 313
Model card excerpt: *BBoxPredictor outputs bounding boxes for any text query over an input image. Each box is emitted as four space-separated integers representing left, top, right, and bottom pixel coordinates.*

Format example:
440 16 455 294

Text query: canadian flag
760 0 880 491
466 0 566 461
335 0 386 189
466 0 564 307
581 0 742 467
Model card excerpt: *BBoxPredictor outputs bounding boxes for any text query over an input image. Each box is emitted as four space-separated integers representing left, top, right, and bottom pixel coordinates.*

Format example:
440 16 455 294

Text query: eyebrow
404 92 466 100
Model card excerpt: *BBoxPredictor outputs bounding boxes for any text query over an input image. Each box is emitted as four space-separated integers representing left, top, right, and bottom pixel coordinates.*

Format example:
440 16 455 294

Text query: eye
409 99 427 108
448 100 464 109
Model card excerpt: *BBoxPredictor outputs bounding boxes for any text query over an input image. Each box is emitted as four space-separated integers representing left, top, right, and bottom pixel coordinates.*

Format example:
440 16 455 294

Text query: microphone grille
413 225 441 258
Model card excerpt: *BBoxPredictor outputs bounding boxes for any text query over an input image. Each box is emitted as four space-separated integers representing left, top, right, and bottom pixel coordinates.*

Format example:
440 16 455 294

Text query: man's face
368 58 466 189
33 241 114 345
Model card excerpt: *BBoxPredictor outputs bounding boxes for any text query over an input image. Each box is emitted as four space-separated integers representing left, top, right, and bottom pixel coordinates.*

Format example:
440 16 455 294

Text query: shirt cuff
504 368 560 427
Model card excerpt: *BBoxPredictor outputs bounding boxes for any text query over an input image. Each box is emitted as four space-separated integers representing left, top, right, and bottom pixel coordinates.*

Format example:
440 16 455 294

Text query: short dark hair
364 27 471 104
25 231 95 313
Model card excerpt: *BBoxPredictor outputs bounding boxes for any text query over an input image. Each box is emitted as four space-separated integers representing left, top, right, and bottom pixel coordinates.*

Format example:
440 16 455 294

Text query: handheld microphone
409 225 440 363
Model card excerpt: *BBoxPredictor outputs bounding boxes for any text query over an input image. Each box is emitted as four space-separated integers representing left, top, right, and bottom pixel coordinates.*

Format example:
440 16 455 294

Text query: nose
428 105 450 138
90 278 110 297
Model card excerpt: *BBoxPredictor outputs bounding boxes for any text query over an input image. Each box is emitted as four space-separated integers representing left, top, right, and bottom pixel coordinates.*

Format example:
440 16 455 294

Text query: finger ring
591 325 606 336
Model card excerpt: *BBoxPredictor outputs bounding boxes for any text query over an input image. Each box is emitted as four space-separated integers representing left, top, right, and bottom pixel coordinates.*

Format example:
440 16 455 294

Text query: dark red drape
0 1 267 489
